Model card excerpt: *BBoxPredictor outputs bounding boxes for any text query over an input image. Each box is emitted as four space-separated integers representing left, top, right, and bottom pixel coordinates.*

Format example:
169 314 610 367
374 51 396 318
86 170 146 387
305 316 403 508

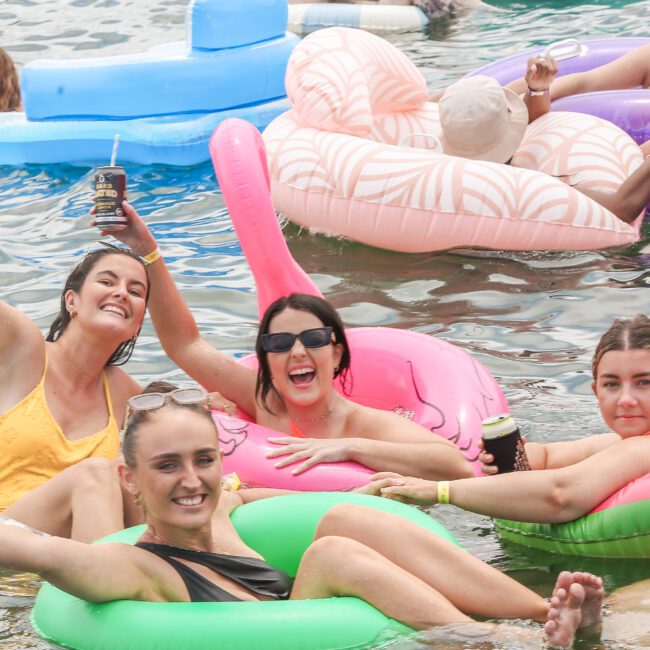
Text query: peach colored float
263 27 644 253
208 118 508 490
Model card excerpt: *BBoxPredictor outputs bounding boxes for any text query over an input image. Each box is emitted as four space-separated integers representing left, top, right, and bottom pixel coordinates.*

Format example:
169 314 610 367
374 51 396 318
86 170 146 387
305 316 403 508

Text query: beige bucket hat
439 75 529 163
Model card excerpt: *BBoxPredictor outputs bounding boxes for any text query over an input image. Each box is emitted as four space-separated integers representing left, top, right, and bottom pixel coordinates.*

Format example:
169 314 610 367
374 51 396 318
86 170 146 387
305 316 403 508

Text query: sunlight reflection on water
1 0 650 646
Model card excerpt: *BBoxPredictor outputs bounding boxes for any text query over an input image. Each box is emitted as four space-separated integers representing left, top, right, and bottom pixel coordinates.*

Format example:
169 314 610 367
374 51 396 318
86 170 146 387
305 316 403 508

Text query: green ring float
33 492 459 650
496 498 650 558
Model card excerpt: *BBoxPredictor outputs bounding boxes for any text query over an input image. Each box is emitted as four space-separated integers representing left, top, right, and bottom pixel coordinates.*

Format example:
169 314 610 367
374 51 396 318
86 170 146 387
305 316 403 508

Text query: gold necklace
290 403 336 424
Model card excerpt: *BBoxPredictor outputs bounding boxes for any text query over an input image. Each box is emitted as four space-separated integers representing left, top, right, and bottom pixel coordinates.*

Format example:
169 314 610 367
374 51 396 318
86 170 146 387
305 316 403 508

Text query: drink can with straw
94 135 127 231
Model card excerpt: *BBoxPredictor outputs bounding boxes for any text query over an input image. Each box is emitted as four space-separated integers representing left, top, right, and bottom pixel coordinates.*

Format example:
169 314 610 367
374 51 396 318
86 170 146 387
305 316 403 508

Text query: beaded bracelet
527 87 549 97
437 481 450 505
141 246 162 265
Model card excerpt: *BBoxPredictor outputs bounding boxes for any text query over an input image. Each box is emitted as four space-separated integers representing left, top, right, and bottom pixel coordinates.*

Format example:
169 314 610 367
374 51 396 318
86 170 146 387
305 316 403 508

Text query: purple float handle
542 38 587 62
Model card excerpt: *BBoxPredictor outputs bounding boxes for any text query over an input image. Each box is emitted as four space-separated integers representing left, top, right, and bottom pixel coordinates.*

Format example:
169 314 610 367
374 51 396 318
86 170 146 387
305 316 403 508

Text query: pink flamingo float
207 120 650 557
209 118 509 490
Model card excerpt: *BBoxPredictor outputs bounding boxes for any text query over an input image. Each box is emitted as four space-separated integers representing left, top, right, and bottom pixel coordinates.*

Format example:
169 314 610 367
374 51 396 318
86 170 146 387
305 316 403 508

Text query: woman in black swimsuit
0 388 603 647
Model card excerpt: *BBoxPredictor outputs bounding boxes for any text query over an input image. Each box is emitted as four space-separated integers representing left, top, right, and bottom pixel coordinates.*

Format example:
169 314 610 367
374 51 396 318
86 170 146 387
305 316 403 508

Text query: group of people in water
2 36 650 650
1 196 650 647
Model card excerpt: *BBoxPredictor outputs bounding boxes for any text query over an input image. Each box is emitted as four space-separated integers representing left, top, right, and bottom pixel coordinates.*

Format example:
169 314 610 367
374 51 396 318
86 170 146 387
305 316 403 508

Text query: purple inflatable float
468 38 650 146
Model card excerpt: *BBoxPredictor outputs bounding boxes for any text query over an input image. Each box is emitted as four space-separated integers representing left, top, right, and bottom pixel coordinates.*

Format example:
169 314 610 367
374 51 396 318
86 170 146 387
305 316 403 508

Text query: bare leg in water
292 504 603 646
3 457 142 543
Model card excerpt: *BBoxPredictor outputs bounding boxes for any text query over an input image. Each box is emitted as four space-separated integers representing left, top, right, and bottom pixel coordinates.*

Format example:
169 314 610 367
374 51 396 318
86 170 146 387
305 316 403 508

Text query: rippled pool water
2 0 650 647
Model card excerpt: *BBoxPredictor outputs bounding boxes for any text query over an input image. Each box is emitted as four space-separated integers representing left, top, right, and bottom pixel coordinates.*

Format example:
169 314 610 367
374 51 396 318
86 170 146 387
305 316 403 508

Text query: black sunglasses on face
261 327 334 353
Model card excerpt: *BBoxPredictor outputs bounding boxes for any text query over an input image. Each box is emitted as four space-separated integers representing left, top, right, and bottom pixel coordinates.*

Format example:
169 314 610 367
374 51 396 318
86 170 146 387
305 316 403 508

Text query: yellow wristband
221 472 241 492
437 481 450 505
141 246 162 265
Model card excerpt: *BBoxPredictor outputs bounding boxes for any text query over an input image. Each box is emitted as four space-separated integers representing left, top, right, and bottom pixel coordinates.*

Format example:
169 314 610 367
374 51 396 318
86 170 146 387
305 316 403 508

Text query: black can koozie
481 414 531 474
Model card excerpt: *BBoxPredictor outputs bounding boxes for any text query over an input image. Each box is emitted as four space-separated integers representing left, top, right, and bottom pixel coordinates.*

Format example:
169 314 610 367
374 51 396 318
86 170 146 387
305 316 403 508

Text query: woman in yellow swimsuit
0 245 148 540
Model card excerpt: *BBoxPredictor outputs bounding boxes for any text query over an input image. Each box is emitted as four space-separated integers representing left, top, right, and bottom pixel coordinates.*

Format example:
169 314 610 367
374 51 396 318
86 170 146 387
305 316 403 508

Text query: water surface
2 0 650 647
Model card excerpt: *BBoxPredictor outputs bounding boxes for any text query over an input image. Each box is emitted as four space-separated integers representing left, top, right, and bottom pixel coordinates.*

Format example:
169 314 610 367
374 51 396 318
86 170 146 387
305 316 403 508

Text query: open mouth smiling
289 367 316 385
172 495 206 507
101 304 128 318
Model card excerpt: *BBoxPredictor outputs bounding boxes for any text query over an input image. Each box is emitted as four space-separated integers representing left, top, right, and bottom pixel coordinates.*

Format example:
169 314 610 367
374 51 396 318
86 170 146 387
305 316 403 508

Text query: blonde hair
0 47 21 112
122 382 216 468
592 315 650 378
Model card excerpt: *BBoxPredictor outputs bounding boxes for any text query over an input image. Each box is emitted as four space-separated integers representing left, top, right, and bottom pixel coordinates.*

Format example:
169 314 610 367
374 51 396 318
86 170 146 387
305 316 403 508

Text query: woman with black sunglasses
104 203 473 481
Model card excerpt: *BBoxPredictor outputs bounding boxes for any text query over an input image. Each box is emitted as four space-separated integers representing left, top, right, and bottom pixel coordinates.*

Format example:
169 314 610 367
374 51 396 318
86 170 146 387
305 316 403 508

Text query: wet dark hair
592 314 650 378
254 293 351 413
122 381 217 468
46 244 150 366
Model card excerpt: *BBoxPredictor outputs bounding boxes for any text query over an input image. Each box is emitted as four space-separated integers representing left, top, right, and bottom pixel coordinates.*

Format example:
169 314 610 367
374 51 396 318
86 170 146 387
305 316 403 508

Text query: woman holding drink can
96 200 474 482
0 183 470 544
360 315 650 527
0 245 149 538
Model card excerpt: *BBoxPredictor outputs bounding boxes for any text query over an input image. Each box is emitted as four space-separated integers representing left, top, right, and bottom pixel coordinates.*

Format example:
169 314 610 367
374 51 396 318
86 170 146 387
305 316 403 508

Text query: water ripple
2 0 650 646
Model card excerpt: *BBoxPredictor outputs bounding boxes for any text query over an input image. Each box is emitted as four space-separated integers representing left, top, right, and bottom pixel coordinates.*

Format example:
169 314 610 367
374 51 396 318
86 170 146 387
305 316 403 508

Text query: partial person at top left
0 47 22 112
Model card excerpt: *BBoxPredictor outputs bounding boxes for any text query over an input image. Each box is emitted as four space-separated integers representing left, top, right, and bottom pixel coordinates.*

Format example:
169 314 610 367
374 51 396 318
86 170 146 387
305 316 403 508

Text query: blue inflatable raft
0 0 297 166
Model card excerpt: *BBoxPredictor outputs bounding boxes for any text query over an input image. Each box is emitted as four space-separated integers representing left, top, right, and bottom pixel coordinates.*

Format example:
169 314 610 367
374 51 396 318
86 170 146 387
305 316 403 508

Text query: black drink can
481 414 531 474
94 166 127 231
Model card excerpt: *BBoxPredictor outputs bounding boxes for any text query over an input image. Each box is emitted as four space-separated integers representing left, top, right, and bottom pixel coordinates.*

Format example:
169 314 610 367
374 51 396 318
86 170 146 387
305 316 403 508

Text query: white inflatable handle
543 39 585 61
398 132 442 151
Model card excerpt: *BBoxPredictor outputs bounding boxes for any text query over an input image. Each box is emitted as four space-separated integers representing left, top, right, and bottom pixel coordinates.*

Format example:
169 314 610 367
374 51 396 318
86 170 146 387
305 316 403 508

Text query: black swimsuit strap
136 542 291 603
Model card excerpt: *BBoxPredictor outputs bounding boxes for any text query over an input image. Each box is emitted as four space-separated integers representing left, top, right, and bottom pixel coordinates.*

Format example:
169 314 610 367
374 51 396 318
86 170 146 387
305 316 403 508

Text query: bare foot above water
571 571 605 630
544 571 605 649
